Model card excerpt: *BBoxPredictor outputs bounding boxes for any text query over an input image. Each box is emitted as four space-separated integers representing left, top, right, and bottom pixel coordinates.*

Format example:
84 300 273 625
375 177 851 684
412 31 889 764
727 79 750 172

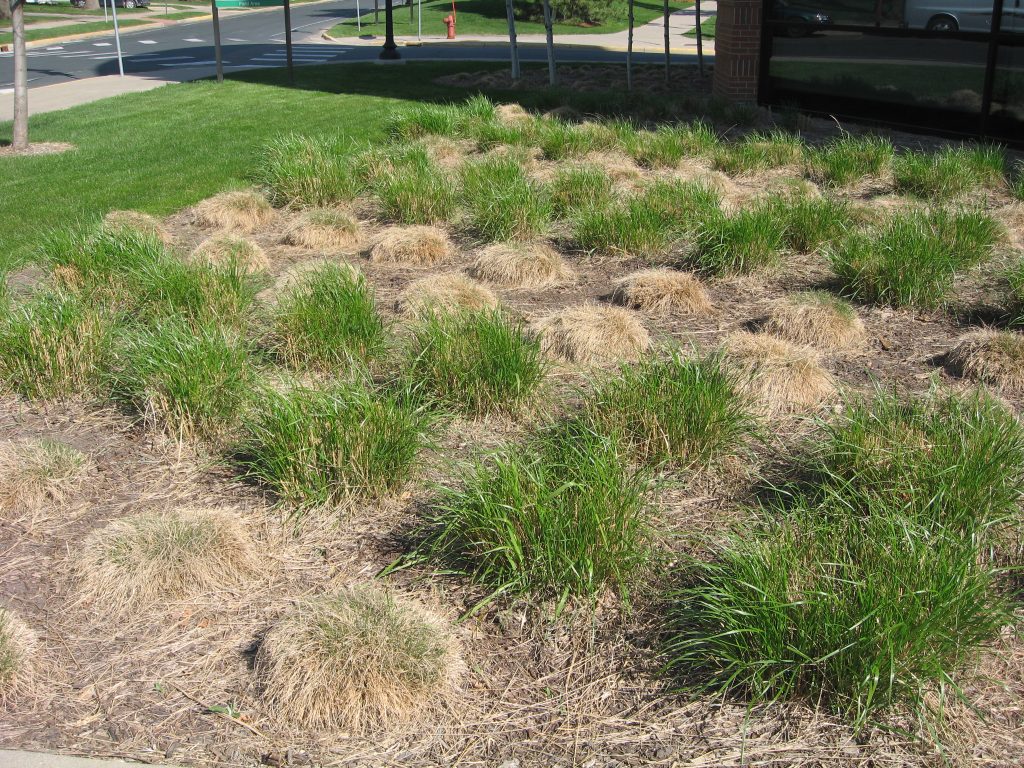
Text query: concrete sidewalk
328 2 717 55
0 750 172 768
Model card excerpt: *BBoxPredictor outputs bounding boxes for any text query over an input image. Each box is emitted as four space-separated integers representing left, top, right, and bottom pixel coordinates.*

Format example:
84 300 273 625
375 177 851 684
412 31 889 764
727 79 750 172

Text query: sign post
110 0 124 77
212 0 292 84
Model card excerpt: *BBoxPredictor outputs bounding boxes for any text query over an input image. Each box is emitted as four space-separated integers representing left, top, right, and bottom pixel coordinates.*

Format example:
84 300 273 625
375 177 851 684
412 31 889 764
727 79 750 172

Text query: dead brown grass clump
102 210 171 244
191 233 269 273
73 508 261 612
469 241 574 289
533 304 651 364
947 329 1024 393
193 190 275 233
762 291 866 350
0 609 37 704
495 103 533 125
584 151 642 184
256 586 461 733
724 331 837 414
369 226 456 267
0 439 89 519
611 269 712 315
283 208 362 251
398 273 499 318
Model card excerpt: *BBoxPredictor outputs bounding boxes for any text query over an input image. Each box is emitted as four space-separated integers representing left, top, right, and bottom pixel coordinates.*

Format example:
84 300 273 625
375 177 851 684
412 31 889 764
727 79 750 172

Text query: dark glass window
759 0 1024 142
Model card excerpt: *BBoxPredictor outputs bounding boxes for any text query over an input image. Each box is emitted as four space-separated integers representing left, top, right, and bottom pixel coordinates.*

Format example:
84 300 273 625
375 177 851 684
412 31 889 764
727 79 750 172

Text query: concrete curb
0 750 180 768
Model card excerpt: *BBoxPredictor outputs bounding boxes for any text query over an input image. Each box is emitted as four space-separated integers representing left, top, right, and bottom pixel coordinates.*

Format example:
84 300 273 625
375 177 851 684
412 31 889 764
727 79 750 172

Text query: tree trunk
84 0 100 10
663 0 670 82
542 0 555 86
505 0 520 82
695 0 703 76
11 0 28 150
1 0 11 23
626 0 634 91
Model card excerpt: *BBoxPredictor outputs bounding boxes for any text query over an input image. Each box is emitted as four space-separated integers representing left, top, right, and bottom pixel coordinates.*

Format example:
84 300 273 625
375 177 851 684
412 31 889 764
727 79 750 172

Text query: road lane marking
93 42 112 47
183 38 204 43
138 40 158 45
46 46 64 50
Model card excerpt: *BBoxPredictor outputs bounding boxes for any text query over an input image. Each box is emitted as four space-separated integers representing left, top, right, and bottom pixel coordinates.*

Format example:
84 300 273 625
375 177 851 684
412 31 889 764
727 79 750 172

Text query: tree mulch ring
0 141 76 157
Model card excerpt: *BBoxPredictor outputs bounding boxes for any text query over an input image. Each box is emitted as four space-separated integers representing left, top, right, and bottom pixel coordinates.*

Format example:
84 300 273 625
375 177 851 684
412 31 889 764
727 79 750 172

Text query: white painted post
110 0 124 77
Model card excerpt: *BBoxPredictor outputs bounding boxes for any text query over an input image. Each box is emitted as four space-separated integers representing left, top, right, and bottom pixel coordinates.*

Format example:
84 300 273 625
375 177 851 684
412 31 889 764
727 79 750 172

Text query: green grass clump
893 145 1006 199
628 122 720 168
1007 257 1024 325
666 387 1022 730
691 201 789 275
574 180 720 258
109 321 255 443
537 120 624 161
422 419 651 603
549 166 615 219
364 144 457 225
713 131 803 175
387 94 496 140
805 134 893 187
254 134 360 208
0 290 113 400
775 195 855 253
45 228 260 328
804 387 1024 535
667 493 1011 731
238 381 433 508
589 353 754 471
270 264 387 372
404 310 545 417
1011 161 1024 200
461 155 551 241
830 208 1001 308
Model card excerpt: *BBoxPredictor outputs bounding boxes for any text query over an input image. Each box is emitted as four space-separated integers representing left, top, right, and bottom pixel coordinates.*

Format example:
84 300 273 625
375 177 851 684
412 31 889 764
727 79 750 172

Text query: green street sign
215 0 283 7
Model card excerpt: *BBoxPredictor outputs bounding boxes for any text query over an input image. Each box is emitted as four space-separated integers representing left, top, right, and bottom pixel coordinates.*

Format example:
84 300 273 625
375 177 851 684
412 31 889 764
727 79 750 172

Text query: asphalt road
0 0 687 92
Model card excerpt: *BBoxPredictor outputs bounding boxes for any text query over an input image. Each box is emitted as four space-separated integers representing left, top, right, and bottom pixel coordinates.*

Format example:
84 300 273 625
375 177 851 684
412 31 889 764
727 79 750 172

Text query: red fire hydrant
444 14 456 39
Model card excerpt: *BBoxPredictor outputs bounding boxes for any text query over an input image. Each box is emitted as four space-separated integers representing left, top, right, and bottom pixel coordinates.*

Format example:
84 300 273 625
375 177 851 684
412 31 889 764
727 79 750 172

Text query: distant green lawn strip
329 0 691 38
684 15 715 38
0 18 149 44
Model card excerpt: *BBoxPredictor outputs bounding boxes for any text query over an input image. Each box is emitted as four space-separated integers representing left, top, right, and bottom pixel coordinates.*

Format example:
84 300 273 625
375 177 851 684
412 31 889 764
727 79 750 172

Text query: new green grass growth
805 134 893 187
364 144 457 225
109 320 255 443
691 200 788 274
775 195 855 253
254 134 360 208
403 310 545 417
0 290 113 400
270 264 388 372
422 419 651 603
589 352 755 471
1008 256 1024 325
549 165 615 219
713 131 803 175
461 154 551 241
387 94 497 141
893 145 1006 199
628 122 719 169
238 381 433 507
830 208 1001 308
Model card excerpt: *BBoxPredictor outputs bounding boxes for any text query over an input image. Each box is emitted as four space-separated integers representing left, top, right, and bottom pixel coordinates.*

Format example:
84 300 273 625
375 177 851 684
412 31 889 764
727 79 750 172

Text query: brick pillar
712 0 763 103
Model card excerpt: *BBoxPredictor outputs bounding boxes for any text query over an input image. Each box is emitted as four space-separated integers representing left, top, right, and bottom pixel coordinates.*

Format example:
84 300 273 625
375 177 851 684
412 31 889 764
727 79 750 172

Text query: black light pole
380 0 400 59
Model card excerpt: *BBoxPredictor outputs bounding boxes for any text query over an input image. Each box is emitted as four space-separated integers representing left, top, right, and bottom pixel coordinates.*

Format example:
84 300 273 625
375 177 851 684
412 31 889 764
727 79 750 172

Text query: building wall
711 0 763 102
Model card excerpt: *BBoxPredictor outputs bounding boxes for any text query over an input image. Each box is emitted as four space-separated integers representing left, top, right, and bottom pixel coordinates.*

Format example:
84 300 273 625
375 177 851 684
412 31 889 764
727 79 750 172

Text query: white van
903 0 995 32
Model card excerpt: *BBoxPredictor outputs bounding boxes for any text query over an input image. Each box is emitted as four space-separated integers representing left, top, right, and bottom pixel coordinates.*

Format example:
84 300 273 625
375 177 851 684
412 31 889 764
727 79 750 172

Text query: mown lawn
0 62 518 271
329 0 691 38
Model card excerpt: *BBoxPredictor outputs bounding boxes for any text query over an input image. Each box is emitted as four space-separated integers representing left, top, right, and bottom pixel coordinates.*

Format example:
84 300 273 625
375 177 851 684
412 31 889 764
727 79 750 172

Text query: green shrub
590 353 754 470
667 494 1011 731
254 134 360 208
109 320 255 442
549 165 614 219
0 290 113 400
830 208 1001 308
805 134 893 187
713 131 803 175
691 201 788 275
404 310 545 417
270 264 387 371
423 419 651 602
238 381 433 508
365 144 457 225
893 145 1006 199
461 154 551 241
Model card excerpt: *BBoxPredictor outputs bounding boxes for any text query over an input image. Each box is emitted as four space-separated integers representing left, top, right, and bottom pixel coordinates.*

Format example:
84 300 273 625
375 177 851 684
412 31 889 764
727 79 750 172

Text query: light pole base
379 46 401 60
